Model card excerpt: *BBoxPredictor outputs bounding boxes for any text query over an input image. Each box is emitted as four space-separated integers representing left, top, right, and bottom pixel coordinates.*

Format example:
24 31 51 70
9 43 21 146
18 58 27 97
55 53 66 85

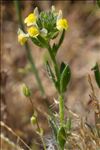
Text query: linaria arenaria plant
18 5 100 150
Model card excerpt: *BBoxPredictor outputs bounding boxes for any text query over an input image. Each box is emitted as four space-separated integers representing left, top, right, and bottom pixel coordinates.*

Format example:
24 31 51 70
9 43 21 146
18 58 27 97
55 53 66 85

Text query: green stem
29 97 46 150
14 0 45 96
41 136 46 150
35 117 46 150
47 44 65 126
59 94 64 126
47 44 60 91
25 44 45 96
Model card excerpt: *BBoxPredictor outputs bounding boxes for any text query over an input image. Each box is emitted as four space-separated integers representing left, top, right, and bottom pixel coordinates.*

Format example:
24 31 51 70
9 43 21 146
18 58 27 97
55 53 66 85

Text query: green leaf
51 31 59 39
52 43 57 50
31 37 44 48
60 62 66 74
60 64 71 93
52 30 65 56
92 63 100 88
52 43 58 56
46 61 57 88
57 126 66 150
37 35 48 48
57 29 65 50
36 18 42 29
47 29 59 40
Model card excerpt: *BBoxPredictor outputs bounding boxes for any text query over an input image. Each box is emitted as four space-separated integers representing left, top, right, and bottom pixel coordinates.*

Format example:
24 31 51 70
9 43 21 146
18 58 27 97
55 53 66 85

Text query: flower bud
34 7 39 18
22 84 31 97
36 127 44 136
51 5 55 12
40 28 48 37
57 10 62 21
31 116 37 125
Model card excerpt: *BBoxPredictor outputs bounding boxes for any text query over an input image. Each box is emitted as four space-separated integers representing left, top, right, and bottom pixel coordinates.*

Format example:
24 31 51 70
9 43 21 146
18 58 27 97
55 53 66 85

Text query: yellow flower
24 13 37 26
18 34 27 45
57 19 68 31
28 27 39 37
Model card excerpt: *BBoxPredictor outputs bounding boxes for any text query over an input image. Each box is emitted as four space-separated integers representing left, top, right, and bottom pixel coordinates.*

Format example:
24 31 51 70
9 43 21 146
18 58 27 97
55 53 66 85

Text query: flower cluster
18 6 68 46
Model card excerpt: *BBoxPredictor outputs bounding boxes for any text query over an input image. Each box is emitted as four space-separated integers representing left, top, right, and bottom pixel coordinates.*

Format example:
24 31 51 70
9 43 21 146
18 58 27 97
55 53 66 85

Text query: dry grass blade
88 74 100 137
1 134 24 150
0 121 32 150
64 74 100 150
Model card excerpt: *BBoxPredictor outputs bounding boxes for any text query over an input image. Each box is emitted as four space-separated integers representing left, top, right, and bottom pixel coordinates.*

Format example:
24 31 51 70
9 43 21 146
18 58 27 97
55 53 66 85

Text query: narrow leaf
60 62 66 74
51 31 59 39
57 126 66 150
37 35 48 48
31 37 44 48
57 29 65 50
46 61 57 88
92 63 100 88
60 64 71 93
52 30 65 56
52 43 58 56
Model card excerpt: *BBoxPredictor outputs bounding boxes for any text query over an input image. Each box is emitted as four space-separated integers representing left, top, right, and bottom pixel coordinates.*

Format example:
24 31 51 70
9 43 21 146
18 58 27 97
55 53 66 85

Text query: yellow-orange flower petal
57 19 68 31
24 13 37 26
28 27 39 37
18 34 27 45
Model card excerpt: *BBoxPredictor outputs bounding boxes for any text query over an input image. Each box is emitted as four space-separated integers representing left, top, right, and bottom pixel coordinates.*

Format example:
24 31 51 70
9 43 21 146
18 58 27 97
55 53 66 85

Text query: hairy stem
59 95 64 125
47 44 65 125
